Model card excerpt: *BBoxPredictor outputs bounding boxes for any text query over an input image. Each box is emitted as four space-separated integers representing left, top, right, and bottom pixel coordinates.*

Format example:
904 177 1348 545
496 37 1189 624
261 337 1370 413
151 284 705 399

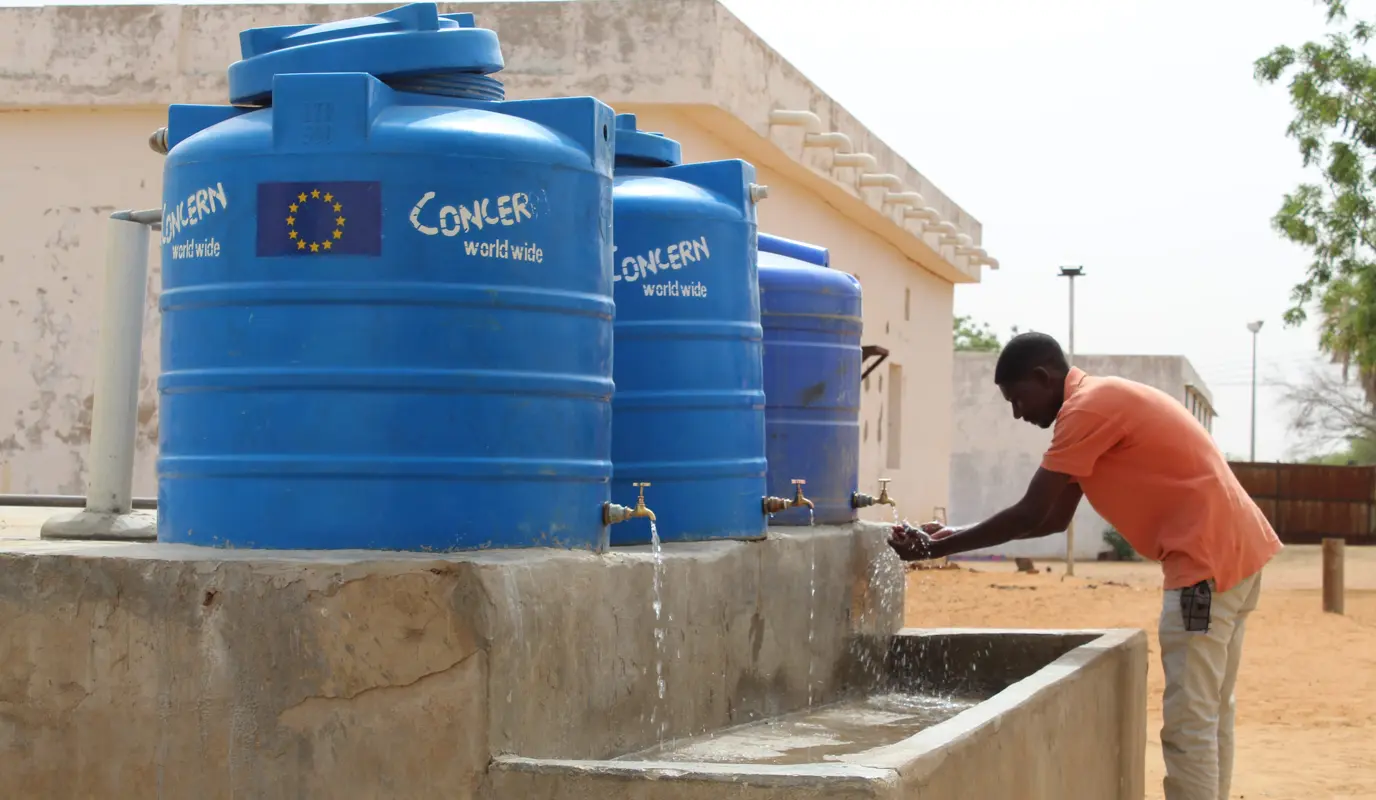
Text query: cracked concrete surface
0 522 902 798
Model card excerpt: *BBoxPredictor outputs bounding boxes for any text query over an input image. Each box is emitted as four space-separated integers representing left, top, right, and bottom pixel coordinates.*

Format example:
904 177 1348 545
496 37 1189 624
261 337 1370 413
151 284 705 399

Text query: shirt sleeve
1041 407 1122 478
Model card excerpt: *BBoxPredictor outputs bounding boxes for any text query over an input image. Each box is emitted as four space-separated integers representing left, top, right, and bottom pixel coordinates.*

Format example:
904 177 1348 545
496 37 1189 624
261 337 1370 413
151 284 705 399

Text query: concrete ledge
0 522 902 798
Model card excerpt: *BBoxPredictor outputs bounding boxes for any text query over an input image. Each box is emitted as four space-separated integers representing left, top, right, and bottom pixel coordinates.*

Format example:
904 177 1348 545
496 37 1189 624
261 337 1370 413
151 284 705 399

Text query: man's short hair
994 332 1069 385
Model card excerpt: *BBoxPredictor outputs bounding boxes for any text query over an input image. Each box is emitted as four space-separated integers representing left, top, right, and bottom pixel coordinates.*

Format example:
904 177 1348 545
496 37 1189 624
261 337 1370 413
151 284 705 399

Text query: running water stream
650 520 667 742
807 506 817 706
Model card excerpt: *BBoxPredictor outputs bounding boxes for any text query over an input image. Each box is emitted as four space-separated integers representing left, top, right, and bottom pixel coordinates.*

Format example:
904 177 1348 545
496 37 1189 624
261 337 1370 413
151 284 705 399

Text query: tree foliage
954 315 1002 352
1256 0 1376 400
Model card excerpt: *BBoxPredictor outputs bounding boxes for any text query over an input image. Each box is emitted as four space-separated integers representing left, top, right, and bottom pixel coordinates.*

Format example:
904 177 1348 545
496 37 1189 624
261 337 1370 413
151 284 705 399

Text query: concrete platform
0 521 903 798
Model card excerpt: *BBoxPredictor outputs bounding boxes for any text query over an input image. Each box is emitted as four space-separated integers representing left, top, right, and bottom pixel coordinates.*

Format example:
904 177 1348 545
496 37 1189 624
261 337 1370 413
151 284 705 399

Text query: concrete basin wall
0 523 902 798
488 628 1149 800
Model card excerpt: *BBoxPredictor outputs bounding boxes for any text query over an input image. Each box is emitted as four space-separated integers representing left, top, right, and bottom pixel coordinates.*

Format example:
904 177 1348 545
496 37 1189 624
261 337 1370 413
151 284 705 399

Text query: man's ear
1030 366 1052 388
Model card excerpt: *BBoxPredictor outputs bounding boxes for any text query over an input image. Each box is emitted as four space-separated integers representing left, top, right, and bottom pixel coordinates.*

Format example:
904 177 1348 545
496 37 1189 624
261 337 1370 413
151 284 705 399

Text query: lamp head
1247 320 1264 334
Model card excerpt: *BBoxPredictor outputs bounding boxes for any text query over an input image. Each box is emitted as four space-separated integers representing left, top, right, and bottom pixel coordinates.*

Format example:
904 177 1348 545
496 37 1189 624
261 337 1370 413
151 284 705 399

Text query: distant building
949 352 1217 560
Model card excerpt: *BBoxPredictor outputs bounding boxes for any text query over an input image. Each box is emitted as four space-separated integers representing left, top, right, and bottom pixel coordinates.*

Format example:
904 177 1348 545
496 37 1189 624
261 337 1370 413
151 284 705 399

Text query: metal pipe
2 494 156 510
86 215 155 515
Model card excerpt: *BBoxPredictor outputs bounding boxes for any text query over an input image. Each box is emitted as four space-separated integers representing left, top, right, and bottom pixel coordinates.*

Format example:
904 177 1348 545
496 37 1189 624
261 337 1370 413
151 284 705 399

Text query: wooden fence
1228 461 1376 545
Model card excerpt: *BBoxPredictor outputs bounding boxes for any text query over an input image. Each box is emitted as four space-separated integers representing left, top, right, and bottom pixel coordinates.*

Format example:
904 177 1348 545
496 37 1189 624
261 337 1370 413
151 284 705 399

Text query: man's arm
929 468 1074 557
1015 483 1083 539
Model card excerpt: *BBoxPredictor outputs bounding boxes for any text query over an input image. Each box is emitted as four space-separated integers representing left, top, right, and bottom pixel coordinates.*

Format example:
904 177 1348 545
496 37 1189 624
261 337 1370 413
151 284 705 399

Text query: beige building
951 351 1216 560
0 0 994 524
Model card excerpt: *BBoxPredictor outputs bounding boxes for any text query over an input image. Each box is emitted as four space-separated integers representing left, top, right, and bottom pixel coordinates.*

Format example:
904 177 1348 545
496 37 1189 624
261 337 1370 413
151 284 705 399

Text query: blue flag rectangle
256 181 382 257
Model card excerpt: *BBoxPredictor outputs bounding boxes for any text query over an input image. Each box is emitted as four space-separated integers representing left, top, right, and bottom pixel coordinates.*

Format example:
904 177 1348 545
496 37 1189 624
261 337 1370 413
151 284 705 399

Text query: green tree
1256 1 1376 399
954 315 1002 352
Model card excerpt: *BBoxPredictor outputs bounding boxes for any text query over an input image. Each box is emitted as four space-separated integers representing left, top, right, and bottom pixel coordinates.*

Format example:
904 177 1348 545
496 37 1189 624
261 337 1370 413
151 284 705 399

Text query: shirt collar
1065 366 1087 400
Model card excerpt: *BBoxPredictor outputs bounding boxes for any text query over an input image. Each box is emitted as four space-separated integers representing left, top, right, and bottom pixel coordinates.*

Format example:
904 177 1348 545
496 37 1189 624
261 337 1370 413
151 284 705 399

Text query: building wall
950 352 1213 559
0 104 953 522
0 107 167 496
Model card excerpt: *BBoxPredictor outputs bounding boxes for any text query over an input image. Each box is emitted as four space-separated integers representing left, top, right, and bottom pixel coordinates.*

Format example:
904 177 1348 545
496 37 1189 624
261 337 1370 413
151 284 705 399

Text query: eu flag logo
256 181 382 257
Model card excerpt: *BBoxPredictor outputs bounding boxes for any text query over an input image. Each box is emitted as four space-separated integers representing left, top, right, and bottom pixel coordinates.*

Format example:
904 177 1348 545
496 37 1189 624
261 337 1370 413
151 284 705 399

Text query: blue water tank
608 114 772 544
758 233 863 526
156 3 617 551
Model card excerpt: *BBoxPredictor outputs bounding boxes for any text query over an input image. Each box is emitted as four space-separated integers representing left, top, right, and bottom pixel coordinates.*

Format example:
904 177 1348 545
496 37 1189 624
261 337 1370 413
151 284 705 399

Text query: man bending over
890 332 1281 800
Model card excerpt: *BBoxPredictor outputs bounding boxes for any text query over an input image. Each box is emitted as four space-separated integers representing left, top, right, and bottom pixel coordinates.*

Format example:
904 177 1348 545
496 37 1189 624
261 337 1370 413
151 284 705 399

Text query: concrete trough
490 628 1147 799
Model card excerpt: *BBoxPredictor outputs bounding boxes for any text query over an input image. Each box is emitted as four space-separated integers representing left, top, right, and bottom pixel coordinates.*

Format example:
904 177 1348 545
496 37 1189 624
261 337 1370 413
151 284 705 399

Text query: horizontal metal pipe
0 494 157 510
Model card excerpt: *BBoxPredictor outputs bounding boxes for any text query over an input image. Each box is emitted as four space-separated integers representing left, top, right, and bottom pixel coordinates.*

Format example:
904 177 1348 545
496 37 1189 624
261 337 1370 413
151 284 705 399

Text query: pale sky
7 0 1360 461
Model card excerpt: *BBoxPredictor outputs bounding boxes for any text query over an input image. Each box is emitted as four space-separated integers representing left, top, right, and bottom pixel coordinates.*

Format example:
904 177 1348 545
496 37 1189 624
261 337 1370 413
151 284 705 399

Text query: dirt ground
905 546 1376 800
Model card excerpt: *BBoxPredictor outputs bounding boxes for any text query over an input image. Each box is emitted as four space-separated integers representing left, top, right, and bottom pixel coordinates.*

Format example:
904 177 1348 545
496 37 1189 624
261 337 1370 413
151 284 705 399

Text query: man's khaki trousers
1158 571 1263 800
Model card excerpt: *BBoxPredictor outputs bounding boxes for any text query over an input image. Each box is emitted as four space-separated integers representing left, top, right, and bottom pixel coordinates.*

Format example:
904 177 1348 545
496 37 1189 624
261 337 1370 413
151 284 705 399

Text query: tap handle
878 478 891 488
791 479 806 487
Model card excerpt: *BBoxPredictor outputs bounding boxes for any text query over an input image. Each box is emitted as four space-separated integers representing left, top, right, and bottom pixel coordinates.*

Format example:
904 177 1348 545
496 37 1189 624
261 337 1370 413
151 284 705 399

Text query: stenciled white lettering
411 190 536 237
614 235 711 283
462 238 544 263
168 236 222 261
641 280 708 298
161 182 229 245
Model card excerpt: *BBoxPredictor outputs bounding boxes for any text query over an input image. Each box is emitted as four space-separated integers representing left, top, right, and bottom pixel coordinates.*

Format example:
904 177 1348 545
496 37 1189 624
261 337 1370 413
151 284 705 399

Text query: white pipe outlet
883 191 925 208
859 173 902 190
904 206 942 224
832 152 879 171
768 109 823 133
804 131 853 150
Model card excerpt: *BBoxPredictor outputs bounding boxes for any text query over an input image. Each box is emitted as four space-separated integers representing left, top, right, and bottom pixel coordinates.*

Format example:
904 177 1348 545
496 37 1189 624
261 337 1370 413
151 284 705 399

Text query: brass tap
764 479 814 514
629 482 656 521
875 478 896 507
852 478 897 509
604 482 656 525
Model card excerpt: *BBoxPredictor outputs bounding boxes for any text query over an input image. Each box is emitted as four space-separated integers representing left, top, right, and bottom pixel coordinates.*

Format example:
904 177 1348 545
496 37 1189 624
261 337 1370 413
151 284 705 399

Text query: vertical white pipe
1065 275 1076 576
86 216 151 514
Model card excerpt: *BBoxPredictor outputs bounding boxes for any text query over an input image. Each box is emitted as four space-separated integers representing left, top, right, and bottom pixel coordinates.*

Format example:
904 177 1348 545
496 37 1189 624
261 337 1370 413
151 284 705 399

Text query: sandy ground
907 546 1376 800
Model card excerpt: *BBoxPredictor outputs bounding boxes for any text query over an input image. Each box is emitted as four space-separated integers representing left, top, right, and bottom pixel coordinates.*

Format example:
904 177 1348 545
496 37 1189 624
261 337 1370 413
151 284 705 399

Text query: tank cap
228 3 504 105
613 113 683 167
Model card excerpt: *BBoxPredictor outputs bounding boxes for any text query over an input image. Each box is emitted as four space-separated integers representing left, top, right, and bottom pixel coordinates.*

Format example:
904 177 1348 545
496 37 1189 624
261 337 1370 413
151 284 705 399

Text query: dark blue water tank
758 233 863 526
156 4 617 550
609 114 769 544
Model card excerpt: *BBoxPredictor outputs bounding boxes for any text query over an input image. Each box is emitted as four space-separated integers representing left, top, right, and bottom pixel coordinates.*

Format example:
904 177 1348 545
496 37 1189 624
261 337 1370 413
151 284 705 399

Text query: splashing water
650 520 667 742
651 521 665 696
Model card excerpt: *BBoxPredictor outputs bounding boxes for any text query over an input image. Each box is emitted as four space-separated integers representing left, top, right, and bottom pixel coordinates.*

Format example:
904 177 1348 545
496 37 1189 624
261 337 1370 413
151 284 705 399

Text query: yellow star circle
286 189 346 253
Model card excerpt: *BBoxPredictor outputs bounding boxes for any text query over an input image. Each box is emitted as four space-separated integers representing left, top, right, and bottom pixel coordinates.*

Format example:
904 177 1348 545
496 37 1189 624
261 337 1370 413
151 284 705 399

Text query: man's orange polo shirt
1041 367 1282 592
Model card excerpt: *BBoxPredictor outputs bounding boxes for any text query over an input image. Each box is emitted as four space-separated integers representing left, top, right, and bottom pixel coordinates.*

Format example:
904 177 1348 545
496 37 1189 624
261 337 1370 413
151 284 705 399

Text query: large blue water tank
608 114 769 544
156 4 617 550
758 233 863 526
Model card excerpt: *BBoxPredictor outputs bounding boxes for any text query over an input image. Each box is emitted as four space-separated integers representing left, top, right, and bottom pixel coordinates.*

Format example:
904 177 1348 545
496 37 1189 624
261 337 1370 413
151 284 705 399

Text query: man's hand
888 522 956 561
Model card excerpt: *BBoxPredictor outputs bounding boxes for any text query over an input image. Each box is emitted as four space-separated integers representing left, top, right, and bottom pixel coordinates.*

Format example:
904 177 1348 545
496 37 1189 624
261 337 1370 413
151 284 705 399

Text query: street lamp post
1059 266 1084 576
1247 320 1264 462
